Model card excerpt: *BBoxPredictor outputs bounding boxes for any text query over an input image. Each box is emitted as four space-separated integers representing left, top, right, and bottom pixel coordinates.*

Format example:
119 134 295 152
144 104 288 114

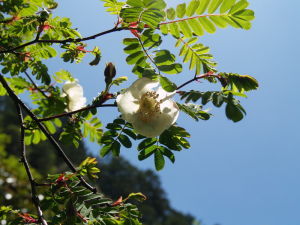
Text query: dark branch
24 71 48 98
0 74 97 193
137 36 160 73
0 27 125 54
38 103 117 122
176 72 221 90
15 103 48 225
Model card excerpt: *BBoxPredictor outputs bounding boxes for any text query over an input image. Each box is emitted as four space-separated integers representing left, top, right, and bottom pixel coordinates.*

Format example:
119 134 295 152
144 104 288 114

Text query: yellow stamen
137 91 161 122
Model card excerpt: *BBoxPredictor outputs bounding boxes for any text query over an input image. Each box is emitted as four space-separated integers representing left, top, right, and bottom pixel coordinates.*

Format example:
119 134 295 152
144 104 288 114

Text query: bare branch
176 72 221 90
24 71 49 98
15 103 48 225
0 27 125 54
37 103 117 122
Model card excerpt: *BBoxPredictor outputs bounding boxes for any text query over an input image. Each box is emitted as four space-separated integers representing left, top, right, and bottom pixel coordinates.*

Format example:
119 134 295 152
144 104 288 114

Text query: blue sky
50 1 300 225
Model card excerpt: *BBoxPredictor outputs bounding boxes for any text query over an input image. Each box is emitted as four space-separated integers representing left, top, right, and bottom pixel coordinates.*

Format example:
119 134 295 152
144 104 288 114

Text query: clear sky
49 1 300 225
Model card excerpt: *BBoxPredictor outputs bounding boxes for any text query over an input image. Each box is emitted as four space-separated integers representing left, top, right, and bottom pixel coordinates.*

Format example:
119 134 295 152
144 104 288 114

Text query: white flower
5 177 16 184
116 77 179 138
62 80 86 112
4 193 12 200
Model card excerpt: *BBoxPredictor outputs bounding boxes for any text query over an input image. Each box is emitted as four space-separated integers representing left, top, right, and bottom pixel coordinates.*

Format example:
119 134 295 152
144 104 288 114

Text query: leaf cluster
161 0 255 38
179 90 247 122
100 118 137 157
120 0 166 28
39 170 142 225
138 125 190 171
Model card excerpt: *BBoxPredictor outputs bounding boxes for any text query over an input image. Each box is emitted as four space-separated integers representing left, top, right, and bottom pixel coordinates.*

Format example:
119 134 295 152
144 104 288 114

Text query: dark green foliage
177 103 211 121
137 125 190 170
100 118 136 157
220 72 259 92
179 90 247 122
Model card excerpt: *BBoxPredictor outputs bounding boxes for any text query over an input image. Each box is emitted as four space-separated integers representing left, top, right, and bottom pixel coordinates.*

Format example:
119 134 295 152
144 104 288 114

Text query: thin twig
176 72 221 90
0 74 97 193
0 27 125 54
137 36 160 73
37 103 117 122
15 103 48 225
24 71 48 98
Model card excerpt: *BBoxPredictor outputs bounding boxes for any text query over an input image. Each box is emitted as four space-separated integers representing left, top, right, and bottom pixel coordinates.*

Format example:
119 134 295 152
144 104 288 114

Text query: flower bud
104 62 116 85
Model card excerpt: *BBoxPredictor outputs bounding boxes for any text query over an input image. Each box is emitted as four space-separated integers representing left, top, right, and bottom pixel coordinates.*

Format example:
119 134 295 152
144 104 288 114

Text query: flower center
138 91 161 122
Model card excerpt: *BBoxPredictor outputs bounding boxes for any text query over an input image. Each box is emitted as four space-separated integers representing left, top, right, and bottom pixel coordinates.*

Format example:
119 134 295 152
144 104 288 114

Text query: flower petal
68 97 86 111
62 80 86 111
156 87 176 102
128 77 158 99
116 91 139 123
160 99 179 125
131 100 179 138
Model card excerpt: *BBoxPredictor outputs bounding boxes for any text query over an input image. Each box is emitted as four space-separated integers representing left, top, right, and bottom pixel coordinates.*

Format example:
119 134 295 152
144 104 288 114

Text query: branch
0 27 125 54
176 72 221 90
0 74 97 193
38 103 117 122
137 36 160 74
15 103 48 225
24 71 49 98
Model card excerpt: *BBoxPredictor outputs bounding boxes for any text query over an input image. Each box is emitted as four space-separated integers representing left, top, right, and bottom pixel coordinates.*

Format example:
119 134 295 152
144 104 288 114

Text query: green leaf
199 17 216 33
111 76 128 86
186 0 200 17
229 0 249 14
126 51 145 65
220 73 258 92
220 0 236 13
160 0 254 37
160 146 175 163
118 134 132 148
138 145 157 160
124 43 142 54
102 0 125 15
89 47 102 66
159 76 177 92
177 103 211 121
166 8 176 20
176 3 186 18
100 145 112 157
82 115 103 143
154 50 176 65
158 63 182 74
208 0 223 14
123 128 137 140
138 138 157 150
154 149 165 171
43 121 56 134
176 37 216 75
54 70 75 83
225 102 244 122
120 0 166 28
112 141 121 157
196 0 210 14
